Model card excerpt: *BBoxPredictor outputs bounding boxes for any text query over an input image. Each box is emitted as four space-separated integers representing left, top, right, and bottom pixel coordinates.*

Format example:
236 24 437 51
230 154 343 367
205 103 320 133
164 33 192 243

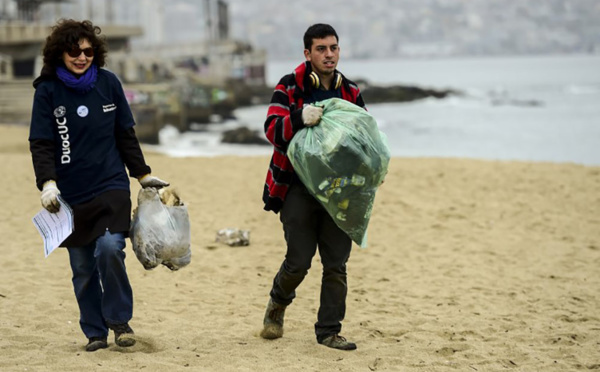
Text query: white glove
138 174 170 189
302 105 323 127
41 180 61 213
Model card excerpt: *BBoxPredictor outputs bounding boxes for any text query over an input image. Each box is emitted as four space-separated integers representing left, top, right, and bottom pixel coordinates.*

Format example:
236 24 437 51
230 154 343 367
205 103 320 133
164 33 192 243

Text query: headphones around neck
309 71 342 90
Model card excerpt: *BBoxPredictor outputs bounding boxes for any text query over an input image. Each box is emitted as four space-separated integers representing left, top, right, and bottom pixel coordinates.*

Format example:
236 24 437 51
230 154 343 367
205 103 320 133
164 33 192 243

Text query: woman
28 19 168 352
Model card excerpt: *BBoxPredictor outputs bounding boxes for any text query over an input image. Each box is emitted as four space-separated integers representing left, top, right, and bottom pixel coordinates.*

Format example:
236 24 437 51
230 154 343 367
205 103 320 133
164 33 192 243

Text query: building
0 0 267 136
0 0 265 85
0 0 143 77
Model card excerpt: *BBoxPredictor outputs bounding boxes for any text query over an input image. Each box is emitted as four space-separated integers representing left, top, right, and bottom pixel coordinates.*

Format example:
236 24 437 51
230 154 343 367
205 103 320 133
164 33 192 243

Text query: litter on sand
215 228 250 247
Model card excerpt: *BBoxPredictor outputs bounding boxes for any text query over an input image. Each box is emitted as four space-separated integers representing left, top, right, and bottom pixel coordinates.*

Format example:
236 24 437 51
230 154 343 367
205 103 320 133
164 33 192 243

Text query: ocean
148 54 600 166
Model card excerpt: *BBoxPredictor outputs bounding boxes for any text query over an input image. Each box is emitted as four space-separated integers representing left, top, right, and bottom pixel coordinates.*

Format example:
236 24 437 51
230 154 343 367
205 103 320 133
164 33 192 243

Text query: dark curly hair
41 19 108 74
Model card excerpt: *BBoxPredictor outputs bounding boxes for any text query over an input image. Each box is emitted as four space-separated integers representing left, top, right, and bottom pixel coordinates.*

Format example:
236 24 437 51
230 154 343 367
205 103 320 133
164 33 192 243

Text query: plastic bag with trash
287 98 390 247
130 188 191 270
215 228 250 247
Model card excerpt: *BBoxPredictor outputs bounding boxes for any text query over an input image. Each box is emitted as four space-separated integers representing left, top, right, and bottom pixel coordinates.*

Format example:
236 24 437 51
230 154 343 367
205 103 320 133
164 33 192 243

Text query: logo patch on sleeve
103 103 117 113
53 106 66 118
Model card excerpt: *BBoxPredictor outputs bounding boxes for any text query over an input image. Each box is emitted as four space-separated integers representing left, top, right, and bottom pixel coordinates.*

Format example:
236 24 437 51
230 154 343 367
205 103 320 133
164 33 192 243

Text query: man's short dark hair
303 23 339 50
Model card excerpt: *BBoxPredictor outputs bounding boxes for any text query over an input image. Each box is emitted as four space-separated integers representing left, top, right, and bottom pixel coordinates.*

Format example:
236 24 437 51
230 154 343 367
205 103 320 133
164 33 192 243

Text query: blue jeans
67 231 133 339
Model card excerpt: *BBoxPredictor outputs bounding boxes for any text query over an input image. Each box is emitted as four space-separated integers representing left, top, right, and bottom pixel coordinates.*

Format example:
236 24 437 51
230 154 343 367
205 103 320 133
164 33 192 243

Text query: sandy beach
0 123 598 371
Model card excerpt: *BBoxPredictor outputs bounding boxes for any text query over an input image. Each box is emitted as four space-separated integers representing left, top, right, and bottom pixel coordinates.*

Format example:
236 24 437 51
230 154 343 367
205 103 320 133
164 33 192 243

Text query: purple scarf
56 64 98 94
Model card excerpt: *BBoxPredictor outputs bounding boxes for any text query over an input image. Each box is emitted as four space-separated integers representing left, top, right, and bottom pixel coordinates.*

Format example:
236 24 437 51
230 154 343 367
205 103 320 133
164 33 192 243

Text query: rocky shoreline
231 80 460 107
221 81 460 145
357 81 460 103
128 79 461 145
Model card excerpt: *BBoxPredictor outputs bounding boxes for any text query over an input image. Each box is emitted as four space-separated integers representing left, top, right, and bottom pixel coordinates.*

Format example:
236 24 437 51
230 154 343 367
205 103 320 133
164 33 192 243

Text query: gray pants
269 183 352 341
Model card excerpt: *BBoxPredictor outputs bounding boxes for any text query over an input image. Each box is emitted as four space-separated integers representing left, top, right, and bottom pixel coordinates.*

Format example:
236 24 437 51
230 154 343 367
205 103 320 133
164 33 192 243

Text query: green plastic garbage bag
287 98 390 247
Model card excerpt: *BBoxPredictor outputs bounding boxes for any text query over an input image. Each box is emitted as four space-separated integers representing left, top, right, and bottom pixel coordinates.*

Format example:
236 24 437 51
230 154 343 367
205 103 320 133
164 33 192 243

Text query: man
260 23 365 351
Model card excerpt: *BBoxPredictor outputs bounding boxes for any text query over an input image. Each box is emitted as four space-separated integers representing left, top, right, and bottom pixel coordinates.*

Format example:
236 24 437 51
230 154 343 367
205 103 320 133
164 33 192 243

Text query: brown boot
318 334 357 351
260 298 286 339
108 322 136 347
85 336 108 352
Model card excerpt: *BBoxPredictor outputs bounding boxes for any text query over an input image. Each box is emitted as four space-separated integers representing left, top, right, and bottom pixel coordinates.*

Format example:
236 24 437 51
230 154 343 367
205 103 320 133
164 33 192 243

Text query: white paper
32 195 74 257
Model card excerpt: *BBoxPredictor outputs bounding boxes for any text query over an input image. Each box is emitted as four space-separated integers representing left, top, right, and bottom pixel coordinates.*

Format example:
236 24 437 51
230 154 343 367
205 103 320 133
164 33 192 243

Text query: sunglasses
67 46 94 58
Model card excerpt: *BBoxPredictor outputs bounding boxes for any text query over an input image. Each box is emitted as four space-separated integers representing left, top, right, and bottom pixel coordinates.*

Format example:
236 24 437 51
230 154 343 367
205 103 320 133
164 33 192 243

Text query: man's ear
304 49 311 61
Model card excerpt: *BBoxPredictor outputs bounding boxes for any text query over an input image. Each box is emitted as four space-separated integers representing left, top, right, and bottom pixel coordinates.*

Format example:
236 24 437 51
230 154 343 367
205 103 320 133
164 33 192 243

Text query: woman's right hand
41 180 61 213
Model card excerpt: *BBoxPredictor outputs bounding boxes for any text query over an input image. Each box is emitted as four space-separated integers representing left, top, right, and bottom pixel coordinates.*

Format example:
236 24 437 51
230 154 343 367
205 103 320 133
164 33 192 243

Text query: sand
0 123 598 371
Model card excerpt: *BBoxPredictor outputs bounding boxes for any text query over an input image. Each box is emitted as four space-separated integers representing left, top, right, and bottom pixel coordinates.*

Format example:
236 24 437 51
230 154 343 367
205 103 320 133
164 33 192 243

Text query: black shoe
85 336 108 352
318 334 357 351
107 322 136 347
260 298 286 339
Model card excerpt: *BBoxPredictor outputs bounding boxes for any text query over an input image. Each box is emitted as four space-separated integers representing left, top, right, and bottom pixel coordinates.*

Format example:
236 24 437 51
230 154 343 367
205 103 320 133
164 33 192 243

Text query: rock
232 81 461 107
360 82 460 103
490 98 544 107
221 126 269 145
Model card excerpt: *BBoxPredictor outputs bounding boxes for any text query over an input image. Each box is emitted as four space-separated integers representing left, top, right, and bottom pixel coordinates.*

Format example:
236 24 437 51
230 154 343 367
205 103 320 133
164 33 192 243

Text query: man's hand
41 180 60 213
138 174 170 189
302 105 323 127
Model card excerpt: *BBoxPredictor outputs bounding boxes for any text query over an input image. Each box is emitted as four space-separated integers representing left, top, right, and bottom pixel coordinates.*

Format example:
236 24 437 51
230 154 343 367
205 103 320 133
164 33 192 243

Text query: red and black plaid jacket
262 61 365 213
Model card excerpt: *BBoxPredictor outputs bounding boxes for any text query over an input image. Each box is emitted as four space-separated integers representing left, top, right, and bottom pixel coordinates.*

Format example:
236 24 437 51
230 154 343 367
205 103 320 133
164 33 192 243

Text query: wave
565 84 600 95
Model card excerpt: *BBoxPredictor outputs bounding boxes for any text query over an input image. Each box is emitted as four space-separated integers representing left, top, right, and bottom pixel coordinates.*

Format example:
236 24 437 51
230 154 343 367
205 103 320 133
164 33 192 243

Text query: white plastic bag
130 188 191 270
215 228 250 247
